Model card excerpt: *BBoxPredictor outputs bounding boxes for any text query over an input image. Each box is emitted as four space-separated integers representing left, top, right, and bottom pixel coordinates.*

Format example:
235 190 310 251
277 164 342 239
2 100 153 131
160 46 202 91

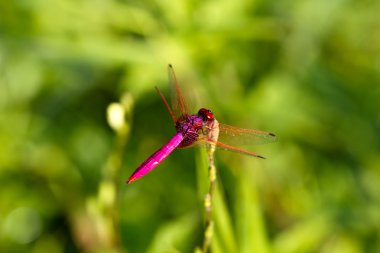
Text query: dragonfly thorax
176 114 212 148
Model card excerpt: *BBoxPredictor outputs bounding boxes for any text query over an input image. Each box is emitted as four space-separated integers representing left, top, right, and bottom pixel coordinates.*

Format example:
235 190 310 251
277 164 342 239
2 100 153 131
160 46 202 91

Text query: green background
1 0 379 252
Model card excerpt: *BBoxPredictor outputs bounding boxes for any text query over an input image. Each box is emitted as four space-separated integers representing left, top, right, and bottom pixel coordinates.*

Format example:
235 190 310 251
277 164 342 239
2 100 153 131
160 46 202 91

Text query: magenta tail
127 132 184 184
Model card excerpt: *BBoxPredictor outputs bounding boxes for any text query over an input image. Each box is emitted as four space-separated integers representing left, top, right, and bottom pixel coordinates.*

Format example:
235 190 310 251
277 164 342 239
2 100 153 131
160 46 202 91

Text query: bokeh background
1 0 380 252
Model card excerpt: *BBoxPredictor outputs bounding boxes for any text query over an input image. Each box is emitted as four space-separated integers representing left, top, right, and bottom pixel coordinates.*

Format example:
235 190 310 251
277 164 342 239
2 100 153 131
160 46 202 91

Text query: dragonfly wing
190 121 275 157
168 64 189 117
195 138 266 158
217 123 277 146
155 86 177 124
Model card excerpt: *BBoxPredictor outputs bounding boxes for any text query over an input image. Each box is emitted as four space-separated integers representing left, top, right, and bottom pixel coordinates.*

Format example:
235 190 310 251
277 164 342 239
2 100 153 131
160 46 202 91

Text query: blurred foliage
1 0 380 252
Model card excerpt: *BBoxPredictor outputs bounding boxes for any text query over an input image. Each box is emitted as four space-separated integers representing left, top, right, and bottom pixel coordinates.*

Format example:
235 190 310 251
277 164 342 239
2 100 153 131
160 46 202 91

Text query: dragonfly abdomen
127 132 184 183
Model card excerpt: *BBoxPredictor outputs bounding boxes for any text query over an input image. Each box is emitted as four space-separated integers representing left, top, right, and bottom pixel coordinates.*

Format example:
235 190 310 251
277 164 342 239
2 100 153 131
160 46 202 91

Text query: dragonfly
127 65 276 184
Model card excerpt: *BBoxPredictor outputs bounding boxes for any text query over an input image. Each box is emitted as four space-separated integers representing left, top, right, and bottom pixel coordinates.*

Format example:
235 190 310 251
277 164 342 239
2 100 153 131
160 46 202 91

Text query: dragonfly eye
198 108 214 121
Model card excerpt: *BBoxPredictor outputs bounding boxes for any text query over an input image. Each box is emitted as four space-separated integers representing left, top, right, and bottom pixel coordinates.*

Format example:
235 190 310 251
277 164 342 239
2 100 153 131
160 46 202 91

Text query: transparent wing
155 86 177 124
178 121 276 158
188 138 266 158
218 123 277 146
212 140 265 158
168 64 189 117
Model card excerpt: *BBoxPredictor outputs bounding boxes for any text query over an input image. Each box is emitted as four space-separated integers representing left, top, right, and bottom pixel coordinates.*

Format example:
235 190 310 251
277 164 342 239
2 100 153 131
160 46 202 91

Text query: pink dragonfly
127 65 276 184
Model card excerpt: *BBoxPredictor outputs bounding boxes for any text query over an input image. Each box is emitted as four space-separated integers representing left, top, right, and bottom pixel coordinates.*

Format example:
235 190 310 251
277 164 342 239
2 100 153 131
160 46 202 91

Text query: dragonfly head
198 108 214 121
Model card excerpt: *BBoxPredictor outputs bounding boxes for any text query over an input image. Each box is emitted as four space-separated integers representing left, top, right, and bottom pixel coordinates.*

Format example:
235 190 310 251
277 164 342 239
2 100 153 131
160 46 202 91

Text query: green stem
202 120 219 253
93 93 133 252
202 150 216 253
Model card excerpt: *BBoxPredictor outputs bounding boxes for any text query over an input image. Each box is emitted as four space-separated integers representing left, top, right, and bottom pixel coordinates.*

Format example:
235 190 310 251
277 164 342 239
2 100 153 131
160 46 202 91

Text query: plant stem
202 120 219 253
94 94 133 252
